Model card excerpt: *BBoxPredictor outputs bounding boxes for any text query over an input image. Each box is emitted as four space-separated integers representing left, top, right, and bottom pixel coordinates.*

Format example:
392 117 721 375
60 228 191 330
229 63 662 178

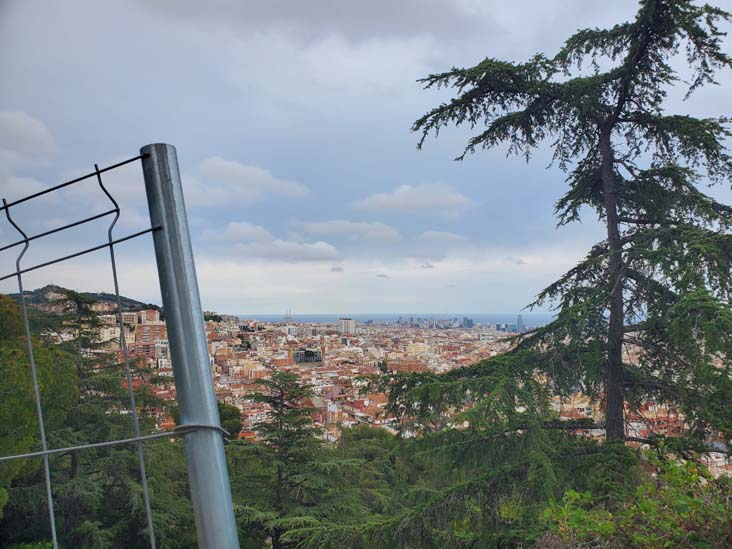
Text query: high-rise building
516 314 525 333
133 323 167 359
338 317 356 335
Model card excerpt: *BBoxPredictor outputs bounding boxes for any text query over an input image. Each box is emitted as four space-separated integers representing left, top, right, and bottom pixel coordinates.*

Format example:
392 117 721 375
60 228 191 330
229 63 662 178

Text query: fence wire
0 154 193 549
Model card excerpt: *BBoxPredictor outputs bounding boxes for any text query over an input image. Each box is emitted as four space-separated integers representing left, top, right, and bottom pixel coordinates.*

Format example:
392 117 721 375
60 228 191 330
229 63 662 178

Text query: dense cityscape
30 285 732 479
36 286 522 436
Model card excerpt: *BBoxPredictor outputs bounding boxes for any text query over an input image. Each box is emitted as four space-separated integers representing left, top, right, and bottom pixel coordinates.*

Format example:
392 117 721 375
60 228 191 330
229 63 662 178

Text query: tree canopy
413 0 732 445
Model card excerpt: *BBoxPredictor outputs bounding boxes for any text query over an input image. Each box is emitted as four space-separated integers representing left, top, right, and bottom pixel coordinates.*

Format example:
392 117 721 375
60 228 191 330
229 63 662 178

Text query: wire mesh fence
0 145 239 548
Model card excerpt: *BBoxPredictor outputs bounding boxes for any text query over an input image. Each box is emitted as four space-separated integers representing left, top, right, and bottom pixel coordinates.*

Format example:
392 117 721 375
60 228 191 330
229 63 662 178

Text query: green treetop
230 370 374 548
0 290 194 548
0 295 77 521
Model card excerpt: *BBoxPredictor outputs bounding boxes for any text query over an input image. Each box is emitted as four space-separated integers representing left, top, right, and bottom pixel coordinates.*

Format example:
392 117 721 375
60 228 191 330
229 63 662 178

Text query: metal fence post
140 143 240 548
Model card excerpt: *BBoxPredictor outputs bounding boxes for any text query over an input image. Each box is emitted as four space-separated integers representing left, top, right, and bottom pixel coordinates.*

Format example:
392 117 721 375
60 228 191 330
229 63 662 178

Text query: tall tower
517 314 525 333
320 335 327 367
338 317 356 335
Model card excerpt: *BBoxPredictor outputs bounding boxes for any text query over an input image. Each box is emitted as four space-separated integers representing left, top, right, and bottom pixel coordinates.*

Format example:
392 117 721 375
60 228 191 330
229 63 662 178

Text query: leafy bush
545 453 732 548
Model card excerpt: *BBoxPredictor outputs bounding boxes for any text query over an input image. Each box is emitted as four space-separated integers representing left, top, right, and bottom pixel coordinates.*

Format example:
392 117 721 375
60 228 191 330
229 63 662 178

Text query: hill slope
7 284 160 312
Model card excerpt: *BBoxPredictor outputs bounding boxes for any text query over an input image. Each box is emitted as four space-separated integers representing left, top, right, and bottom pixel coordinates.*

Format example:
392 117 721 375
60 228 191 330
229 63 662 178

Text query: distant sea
237 313 554 327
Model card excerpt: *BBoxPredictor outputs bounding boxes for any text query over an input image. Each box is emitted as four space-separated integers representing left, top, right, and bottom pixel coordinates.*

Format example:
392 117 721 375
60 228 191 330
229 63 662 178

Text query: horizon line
234 311 554 316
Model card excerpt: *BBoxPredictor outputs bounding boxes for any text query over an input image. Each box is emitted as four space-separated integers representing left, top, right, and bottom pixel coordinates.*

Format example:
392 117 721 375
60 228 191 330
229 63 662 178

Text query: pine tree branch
618 216 659 225
625 436 731 456
622 323 645 333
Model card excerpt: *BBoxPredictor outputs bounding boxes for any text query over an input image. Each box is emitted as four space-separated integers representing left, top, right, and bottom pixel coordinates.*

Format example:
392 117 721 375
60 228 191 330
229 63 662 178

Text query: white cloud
415 231 469 261
0 110 55 168
418 230 468 243
302 219 401 240
354 183 474 217
204 221 273 241
187 157 309 206
0 175 48 203
0 112 55 217
235 239 339 262
0 239 590 314
204 219 340 263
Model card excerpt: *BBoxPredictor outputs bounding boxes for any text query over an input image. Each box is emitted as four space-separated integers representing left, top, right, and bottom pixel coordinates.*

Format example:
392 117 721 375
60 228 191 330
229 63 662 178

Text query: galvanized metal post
140 143 240 549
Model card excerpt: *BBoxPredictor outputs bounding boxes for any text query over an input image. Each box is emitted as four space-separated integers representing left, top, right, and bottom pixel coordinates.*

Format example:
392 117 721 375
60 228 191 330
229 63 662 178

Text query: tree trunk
600 124 625 441
272 462 283 549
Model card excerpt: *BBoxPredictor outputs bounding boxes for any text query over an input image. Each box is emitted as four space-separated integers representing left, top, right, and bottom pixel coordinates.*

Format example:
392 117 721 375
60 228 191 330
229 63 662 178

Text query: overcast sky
0 0 730 315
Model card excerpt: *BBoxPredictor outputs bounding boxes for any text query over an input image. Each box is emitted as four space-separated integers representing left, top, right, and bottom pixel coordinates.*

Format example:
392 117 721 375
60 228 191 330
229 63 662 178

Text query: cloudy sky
0 0 730 315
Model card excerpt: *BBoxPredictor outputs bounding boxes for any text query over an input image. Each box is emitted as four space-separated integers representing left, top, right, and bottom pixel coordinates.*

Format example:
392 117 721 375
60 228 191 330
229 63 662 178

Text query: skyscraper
516 314 525 333
338 317 356 335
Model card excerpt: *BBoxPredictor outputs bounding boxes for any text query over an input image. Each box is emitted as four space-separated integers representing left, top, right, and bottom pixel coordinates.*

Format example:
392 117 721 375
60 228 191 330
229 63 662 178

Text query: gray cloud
302 219 401 240
235 239 339 263
0 110 54 167
188 157 309 207
203 219 339 263
376 273 391 279
3 0 717 313
0 111 55 215
413 231 469 262
140 0 484 43
330 266 344 272
418 230 468 243
0 175 47 202
420 262 435 269
354 184 475 217
204 221 273 242
505 255 527 265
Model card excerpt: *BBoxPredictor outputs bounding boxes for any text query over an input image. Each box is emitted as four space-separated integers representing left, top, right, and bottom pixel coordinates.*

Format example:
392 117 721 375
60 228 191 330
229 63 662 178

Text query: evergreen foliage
281 1 732 546
169 400 243 440
0 295 77 521
0 292 196 548
2 299 732 547
544 453 732 547
413 0 732 446
229 371 371 548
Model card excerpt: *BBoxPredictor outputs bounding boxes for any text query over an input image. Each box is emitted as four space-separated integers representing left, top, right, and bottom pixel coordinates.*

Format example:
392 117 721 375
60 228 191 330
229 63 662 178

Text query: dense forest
2 0 732 547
